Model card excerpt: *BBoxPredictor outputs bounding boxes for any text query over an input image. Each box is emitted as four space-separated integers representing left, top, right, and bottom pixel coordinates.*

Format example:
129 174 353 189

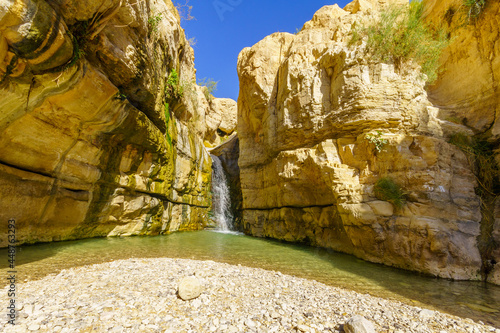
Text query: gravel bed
1 258 498 332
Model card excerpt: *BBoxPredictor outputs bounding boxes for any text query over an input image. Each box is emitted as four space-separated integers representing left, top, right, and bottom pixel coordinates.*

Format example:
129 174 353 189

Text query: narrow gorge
1 0 499 292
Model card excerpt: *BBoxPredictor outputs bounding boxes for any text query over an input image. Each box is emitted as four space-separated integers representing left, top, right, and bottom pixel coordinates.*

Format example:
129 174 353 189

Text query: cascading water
211 154 234 232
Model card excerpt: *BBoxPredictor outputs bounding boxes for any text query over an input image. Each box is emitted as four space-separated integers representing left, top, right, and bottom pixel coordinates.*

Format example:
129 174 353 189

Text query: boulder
178 276 202 301
423 0 500 284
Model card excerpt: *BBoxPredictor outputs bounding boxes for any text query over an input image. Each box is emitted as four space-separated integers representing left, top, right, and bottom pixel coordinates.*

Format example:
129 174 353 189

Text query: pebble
297 324 311 332
344 315 375 333
0 258 497 333
419 309 435 318
245 319 256 328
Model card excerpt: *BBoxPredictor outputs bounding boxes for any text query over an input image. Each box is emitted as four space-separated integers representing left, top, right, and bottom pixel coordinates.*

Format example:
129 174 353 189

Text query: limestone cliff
237 0 498 282
0 0 234 246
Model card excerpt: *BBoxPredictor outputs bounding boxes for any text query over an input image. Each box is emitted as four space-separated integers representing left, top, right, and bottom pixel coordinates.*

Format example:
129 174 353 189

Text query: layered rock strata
0 0 233 246
237 0 494 281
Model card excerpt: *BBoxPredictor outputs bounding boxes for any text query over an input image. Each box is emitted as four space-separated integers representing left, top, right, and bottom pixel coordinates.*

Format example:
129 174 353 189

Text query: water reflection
0 231 498 327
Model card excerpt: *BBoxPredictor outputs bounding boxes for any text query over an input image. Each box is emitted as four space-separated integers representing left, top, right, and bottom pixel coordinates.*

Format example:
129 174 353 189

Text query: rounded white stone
177 276 202 301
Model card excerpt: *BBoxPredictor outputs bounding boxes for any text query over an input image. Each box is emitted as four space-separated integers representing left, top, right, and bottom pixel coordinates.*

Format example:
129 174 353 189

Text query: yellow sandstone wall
0 0 234 246
237 0 499 282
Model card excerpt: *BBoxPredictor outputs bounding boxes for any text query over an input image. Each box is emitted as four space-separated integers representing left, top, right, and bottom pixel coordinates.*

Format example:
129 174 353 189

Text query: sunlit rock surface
204 98 237 147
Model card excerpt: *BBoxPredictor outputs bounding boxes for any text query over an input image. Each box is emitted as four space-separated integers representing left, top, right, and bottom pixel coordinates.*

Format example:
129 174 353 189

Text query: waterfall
211 154 234 232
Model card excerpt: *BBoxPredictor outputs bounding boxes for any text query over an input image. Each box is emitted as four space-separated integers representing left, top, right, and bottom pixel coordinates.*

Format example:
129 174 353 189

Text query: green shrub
165 69 184 101
449 133 498 195
365 131 388 153
148 14 162 36
164 103 173 145
164 103 170 122
349 23 363 46
197 77 218 100
349 1 450 83
115 91 127 101
60 29 87 71
374 177 407 209
448 132 470 148
445 116 462 124
463 0 487 20
66 36 86 68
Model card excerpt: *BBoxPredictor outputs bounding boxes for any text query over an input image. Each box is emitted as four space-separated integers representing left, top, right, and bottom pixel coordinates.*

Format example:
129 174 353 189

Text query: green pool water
1 231 499 327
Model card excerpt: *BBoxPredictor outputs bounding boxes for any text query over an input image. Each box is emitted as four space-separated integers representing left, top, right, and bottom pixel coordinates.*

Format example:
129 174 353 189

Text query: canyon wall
237 0 499 283
424 0 500 283
0 0 234 246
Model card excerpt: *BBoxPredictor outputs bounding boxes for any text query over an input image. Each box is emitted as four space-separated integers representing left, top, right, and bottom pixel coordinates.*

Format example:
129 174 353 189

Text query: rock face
237 0 490 281
423 0 500 284
424 0 499 136
204 98 238 147
0 0 231 246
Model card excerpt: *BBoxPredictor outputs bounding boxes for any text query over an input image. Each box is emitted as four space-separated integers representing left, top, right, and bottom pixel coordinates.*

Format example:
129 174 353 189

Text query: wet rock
0 0 217 246
27 324 40 331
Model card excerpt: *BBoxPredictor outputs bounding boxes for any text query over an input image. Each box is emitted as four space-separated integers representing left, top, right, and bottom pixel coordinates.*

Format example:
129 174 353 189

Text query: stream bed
1 231 499 327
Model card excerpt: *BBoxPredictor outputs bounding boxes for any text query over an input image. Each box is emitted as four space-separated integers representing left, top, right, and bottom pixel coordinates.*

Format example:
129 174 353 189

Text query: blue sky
181 0 351 101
